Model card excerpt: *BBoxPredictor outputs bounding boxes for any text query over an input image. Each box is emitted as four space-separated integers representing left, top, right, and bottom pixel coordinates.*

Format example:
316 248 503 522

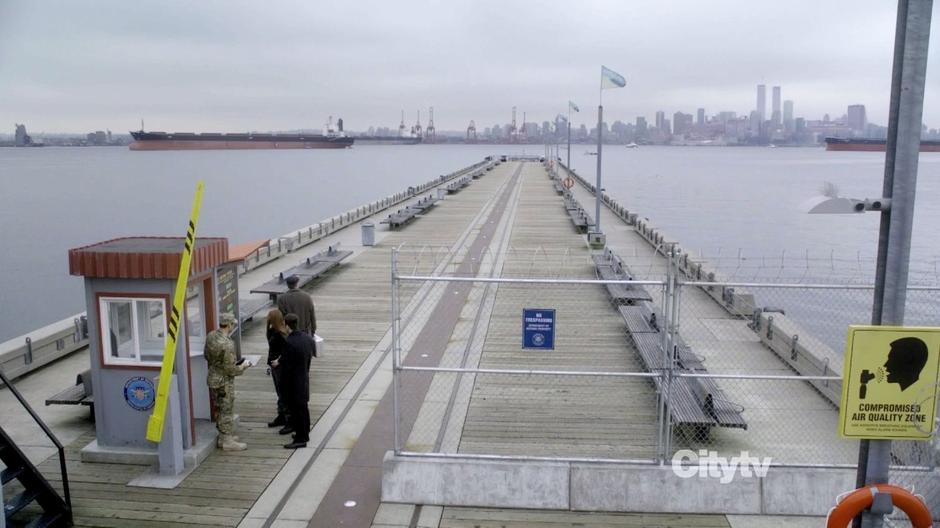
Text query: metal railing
238 158 494 274
0 368 72 522
389 247 940 470
0 316 88 386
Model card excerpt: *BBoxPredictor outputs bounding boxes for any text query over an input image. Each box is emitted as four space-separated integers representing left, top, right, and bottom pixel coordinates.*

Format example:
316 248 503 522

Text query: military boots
219 434 247 451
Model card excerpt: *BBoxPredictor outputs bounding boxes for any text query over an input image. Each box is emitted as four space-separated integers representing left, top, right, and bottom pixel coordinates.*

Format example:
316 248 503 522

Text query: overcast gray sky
1 1 938 134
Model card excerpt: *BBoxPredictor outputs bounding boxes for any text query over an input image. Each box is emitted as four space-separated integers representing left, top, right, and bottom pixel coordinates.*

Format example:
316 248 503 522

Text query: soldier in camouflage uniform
205 313 251 451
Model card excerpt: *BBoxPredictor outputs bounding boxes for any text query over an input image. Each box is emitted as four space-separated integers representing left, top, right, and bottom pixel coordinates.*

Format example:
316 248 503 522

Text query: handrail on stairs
0 367 72 518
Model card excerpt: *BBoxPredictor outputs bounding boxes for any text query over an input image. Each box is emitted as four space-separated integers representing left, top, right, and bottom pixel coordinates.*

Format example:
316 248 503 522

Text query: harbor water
1 144 938 345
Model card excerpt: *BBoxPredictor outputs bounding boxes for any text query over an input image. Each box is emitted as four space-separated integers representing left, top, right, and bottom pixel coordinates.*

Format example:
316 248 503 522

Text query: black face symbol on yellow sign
883 337 929 391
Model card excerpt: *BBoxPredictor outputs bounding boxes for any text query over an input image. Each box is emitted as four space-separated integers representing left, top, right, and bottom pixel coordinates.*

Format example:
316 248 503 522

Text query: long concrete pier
3 157 904 527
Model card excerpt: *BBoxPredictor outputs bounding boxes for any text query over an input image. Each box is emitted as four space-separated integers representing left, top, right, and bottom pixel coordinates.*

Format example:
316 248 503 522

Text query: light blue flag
569 101 580 112
601 66 626 89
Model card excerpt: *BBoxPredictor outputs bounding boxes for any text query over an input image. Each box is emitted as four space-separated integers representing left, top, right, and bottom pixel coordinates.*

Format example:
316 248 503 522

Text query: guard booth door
186 276 215 420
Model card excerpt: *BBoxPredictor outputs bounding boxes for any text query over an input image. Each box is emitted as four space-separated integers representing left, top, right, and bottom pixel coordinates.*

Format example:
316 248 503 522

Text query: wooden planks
10 162 516 528
457 163 661 460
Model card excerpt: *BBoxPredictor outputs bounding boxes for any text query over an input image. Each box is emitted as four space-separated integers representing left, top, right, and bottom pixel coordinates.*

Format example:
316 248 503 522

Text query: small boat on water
625 142 639 149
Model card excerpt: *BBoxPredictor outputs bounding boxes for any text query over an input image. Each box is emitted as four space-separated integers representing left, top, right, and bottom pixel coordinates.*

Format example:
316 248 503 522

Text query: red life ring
826 484 932 528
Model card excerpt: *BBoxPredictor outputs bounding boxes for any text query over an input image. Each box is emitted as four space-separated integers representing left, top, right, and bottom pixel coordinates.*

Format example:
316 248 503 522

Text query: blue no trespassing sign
522 308 555 350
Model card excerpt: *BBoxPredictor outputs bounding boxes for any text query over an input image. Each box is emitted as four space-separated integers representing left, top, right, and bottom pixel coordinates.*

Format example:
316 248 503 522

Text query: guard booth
68 236 234 464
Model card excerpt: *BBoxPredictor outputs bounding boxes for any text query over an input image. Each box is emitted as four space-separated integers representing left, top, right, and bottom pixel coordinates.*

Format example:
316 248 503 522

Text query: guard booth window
185 282 205 340
99 297 167 366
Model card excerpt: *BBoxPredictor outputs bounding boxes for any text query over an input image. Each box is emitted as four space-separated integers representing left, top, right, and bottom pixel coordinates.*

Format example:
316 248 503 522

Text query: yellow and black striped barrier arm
146 181 205 443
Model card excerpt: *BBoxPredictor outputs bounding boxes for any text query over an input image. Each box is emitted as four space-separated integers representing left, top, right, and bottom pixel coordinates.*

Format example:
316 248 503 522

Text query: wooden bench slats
666 379 716 426
629 333 668 371
598 249 747 432
696 377 748 429
238 297 272 323
45 384 89 406
618 306 657 334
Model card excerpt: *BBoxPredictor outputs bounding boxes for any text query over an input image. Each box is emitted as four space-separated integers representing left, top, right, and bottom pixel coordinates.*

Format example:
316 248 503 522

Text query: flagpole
567 105 572 171
595 81 603 239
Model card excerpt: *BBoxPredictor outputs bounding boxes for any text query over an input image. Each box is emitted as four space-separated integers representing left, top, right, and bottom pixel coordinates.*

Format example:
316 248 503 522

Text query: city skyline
6 93 921 140
1 1 939 133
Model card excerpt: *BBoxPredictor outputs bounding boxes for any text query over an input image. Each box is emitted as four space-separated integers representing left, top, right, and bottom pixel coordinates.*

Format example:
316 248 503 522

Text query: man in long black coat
277 275 316 335
282 313 315 449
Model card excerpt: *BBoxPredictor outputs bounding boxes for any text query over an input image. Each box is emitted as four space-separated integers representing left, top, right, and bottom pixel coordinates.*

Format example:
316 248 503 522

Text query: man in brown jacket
277 275 317 335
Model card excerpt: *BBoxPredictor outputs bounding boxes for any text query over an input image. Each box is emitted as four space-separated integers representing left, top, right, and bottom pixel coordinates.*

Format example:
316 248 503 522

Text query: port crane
412 110 422 138
466 120 477 142
426 107 435 143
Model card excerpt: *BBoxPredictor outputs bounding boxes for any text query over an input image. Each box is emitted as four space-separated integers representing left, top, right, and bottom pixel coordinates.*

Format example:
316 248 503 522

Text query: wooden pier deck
0 159 834 527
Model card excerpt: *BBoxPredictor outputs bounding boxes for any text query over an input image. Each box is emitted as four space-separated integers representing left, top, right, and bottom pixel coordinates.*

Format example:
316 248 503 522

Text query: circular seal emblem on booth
123 377 156 411
532 333 546 346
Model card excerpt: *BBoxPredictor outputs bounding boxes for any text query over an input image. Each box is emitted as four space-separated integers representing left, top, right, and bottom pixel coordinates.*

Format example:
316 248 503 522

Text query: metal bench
619 305 706 371
250 245 353 298
593 256 654 305
410 196 440 212
567 207 594 233
382 208 420 229
620 304 747 436
446 178 470 194
46 369 94 417
238 297 272 324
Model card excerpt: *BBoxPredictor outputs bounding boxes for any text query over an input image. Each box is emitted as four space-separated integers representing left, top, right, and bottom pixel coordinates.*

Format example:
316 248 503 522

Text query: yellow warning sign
839 325 940 440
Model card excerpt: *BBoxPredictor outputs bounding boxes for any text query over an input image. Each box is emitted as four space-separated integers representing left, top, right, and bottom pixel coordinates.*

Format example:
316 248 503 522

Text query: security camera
806 181 891 214
807 197 891 214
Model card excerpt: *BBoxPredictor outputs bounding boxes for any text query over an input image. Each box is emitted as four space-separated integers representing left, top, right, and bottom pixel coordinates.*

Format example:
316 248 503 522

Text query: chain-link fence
389 245 940 514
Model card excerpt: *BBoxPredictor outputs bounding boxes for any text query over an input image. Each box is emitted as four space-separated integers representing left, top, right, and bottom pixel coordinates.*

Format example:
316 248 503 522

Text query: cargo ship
129 130 354 150
825 137 940 152
130 117 354 150
352 135 422 145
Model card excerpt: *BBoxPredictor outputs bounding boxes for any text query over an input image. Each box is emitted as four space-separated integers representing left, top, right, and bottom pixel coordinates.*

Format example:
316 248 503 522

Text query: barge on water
129 130 354 150
825 136 940 152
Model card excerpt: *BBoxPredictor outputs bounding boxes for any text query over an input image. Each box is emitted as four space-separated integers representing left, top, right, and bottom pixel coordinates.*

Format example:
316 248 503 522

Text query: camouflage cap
219 313 237 327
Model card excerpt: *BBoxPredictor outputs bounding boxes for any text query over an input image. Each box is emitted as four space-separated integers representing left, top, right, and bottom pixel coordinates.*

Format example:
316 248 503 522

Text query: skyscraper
847 105 867 133
635 117 648 140
673 112 693 135
655 111 665 131
783 100 794 132
697 108 705 126
772 86 781 127
749 110 761 135
756 85 766 122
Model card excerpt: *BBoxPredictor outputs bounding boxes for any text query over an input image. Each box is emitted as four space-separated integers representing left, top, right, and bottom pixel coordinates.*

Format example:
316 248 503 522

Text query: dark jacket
266 327 290 366
282 330 315 404
277 289 317 335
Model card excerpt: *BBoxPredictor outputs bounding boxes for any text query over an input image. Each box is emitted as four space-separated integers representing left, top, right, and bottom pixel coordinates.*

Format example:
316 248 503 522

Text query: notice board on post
522 308 555 350
838 325 940 440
